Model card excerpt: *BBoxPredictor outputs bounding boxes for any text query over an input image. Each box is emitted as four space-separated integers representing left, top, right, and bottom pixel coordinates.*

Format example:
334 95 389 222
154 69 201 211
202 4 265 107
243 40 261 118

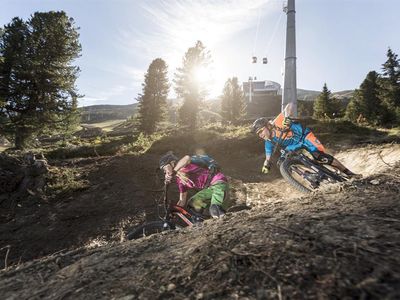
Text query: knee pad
312 152 334 165
189 198 204 211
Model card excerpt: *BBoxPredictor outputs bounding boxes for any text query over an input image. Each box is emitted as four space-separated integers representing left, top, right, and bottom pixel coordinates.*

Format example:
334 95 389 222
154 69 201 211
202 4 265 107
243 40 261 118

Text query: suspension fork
156 183 170 221
271 128 289 166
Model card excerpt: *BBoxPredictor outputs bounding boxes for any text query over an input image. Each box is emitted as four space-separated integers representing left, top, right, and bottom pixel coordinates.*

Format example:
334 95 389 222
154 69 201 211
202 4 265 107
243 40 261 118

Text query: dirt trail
1 142 400 299
234 143 400 206
1 162 400 299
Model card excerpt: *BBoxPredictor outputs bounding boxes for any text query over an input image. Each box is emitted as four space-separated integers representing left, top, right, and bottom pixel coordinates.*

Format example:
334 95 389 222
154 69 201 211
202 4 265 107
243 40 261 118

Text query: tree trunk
15 127 30 150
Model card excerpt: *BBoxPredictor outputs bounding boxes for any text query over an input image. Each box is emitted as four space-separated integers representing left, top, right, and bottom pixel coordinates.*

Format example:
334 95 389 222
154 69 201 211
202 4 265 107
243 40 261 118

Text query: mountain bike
272 128 350 193
126 182 250 240
126 183 202 240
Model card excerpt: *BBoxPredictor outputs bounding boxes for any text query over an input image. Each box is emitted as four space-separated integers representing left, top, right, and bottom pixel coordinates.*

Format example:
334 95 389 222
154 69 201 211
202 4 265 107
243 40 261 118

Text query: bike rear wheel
126 220 173 240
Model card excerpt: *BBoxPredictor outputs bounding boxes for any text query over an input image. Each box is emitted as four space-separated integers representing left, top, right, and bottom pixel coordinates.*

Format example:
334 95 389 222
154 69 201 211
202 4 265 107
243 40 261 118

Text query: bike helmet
251 117 269 134
159 151 178 169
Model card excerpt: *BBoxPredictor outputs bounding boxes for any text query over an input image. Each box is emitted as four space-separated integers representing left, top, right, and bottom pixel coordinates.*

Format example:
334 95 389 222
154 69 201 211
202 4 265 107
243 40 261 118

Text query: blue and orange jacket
265 113 325 156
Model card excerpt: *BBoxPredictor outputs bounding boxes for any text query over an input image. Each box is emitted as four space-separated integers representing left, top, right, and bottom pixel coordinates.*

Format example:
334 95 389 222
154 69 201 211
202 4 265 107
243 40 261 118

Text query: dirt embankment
1 137 400 299
0 153 171 268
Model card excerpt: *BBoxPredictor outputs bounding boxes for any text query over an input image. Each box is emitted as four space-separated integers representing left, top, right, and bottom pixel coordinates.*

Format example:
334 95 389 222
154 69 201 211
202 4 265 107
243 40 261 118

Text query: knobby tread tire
126 220 172 240
280 158 312 194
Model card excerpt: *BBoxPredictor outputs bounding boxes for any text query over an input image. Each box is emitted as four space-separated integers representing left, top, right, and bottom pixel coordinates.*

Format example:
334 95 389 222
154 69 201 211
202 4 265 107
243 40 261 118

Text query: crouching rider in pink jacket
159 152 228 218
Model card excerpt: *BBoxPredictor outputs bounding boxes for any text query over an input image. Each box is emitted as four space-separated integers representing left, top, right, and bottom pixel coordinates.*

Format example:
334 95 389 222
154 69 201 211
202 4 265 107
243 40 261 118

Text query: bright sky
1 0 399 107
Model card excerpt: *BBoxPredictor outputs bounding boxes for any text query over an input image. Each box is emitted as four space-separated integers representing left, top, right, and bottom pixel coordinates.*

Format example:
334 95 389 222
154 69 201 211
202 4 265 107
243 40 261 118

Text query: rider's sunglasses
257 127 267 138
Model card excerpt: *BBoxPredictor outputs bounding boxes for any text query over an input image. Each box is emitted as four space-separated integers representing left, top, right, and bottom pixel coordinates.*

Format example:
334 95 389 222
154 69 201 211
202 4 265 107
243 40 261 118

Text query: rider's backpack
190 154 221 187
191 154 220 172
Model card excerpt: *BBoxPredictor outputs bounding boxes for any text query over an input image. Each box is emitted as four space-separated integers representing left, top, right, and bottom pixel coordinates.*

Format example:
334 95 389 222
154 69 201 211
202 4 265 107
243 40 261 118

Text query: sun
192 66 210 85
191 64 225 98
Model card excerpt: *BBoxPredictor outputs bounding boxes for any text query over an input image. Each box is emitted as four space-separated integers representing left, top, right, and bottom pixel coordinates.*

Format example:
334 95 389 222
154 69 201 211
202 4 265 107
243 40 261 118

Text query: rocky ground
0 131 400 299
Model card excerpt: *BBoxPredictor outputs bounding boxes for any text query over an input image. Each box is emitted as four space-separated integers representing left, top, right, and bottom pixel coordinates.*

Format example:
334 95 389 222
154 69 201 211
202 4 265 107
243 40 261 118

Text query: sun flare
192 66 210 85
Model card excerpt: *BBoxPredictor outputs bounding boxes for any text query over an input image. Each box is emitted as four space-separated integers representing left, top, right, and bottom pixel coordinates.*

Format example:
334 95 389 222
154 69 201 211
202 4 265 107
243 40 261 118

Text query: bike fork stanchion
162 183 169 219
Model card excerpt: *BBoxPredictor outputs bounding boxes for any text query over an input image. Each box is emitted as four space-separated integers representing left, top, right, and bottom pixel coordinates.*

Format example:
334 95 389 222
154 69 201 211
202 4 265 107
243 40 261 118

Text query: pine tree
0 17 30 143
220 79 232 123
136 58 169 134
379 47 400 125
60 94 80 138
220 77 245 124
297 100 314 117
174 41 211 129
0 12 81 148
345 93 363 123
230 77 246 123
313 83 333 119
346 71 384 125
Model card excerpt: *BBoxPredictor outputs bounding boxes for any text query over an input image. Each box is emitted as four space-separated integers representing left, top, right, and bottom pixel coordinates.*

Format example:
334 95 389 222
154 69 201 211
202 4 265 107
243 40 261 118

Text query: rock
167 283 176 291
0 154 25 193
370 179 380 185
221 263 230 273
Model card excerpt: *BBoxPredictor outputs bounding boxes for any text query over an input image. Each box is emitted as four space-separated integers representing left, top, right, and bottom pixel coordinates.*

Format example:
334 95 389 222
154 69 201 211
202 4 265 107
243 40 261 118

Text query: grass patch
81 119 126 132
382 127 400 137
306 119 378 135
45 131 167 159
296 118 387 146
146 124 257 156
201 123 251 139
45 135 137 159
46 166 90 196
121 132 167 155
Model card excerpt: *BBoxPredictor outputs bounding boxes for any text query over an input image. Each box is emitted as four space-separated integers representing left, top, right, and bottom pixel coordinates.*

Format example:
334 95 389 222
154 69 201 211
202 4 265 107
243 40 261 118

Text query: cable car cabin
252 56 257 63
263 57 268 64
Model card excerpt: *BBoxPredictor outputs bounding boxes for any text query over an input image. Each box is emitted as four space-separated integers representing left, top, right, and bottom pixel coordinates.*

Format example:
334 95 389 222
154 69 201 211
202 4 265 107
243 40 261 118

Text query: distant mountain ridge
79 104 138 123
79 89 354 124
298 89 354 101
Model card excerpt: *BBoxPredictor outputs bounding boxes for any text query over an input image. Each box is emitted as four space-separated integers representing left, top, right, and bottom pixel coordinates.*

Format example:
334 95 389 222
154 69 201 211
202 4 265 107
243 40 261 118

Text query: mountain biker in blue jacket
252 103 357 177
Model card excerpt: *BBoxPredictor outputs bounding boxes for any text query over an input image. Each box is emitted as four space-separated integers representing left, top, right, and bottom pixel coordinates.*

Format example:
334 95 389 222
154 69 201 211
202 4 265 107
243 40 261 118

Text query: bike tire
279 158 312 193
126 220 173 240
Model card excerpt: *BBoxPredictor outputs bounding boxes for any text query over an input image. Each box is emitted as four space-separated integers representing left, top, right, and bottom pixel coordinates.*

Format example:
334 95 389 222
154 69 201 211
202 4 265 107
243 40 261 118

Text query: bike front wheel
126 220 174 240
279 157 314 193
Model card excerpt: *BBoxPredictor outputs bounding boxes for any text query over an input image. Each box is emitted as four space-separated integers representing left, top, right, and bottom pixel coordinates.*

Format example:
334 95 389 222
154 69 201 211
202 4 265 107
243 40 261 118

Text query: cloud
117 0 272 62
142 0 269 48
78 96 108 107
120 66 145 82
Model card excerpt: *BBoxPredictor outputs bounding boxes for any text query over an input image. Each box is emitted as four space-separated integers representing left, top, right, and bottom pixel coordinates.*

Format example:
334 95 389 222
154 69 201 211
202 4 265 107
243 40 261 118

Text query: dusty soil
0 154 167 268
1 134 400 299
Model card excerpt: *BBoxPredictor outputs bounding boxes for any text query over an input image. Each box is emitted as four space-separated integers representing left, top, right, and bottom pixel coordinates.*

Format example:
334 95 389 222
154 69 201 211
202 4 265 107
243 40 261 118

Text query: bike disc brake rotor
290 165 321 189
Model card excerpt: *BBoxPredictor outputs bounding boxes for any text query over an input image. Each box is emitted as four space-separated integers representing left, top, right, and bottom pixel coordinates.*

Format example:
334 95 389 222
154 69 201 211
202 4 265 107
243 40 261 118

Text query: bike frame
157 184 204 228
271 126 347 186
282 151 346 183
